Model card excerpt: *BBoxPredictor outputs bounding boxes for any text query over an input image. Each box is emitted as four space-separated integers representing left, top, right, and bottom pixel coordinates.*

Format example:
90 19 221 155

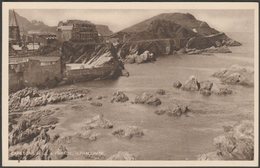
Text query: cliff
111 13 241 60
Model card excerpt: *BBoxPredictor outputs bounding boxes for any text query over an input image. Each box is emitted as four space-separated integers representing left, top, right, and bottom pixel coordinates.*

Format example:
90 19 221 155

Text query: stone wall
65 66 115 82
9 58 62 92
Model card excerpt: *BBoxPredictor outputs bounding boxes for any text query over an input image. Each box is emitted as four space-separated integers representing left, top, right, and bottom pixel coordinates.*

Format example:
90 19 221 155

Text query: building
9 10 21 45
57 25 73 42
57 20 99 43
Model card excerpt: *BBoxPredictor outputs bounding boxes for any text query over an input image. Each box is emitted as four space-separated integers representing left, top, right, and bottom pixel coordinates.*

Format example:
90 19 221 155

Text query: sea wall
9 58 61 92
65 65 116 82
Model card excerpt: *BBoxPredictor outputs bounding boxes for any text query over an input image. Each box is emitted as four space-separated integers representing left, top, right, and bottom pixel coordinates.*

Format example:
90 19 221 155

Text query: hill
9 11 113 36
121 13 218 36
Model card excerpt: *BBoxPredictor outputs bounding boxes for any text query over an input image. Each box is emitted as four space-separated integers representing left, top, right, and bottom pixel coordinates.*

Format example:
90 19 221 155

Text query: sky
15 9 254 33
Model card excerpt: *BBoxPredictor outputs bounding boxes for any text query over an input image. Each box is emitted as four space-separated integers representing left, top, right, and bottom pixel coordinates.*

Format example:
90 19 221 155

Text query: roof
9 56 60 64
29 56 60 62
12 45 22 51
57 25 73 31
27 43 40 50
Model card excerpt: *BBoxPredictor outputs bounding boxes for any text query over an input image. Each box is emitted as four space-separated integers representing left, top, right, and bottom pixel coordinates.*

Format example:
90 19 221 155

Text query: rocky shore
213 65 254 87
9 87 89 113
198 120 254 160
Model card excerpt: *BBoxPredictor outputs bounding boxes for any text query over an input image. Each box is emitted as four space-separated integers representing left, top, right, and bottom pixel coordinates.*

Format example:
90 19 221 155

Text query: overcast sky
15 9 254 33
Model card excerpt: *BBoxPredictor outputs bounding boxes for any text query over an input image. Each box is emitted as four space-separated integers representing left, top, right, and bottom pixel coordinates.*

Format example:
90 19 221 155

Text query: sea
46 32 254 160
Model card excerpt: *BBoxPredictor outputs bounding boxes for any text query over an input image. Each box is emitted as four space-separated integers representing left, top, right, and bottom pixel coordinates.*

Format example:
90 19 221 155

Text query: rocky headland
111 13 241 64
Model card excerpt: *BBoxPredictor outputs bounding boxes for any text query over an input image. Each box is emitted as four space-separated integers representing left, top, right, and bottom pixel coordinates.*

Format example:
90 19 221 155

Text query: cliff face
112 13 241 59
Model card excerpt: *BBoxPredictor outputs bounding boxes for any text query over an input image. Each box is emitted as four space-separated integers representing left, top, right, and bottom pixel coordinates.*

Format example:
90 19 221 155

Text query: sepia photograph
1 1 259 167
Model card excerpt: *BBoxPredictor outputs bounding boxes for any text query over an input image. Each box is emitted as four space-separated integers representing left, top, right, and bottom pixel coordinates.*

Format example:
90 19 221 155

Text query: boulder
108 151 136 160
125 53 137 64
211 84 233 95
112 126 144 139
166 104 190 117
200 80 213 91
81 152 106 160
199 120 254 160
199 80 213 96
135 50 155 64
55 145 68 159
173 81 182 88
90 102 103 107
212 65 254 87
200 89 212 96
75 130 98 141
156 89 166 95
134 92 161 106
111 91 129 103
84 114 113 130
181 76 200 91
154 109 167 115
221 73 241 85
96 95 103 100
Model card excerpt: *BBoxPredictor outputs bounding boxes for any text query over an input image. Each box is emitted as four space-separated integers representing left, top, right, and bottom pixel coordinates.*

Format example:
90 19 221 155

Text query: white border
2 2 259 167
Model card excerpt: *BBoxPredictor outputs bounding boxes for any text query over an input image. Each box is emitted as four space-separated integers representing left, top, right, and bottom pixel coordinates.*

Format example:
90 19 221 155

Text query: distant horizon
14 9 254 33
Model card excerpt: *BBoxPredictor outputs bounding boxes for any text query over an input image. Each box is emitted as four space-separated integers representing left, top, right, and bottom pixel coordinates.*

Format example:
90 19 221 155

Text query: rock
90 102 103 107
55 145 68 159
200 89 212 96
121 69 130 77
125 53 137 64
57 136 73 144
212 85 233 95
200 80 213 91
212 65 254 87
84 114 113 130
75 130 98 141
154 109 167 115
186 32 240 50
134 92 161 106
111 91 129 103
221 73 241 84
204 46 231 53
9 119 40 146
20 96 31 107
52 134 60 142
187 49 203 55
9 87 89 112
96 96 103 100
176 48 186 55
199 80 213 96
112 126 144 139
9 128 54 160
108 151 136 160
181 76 200 91
81 152 106 160
134 50 155 64
87 97 92 101
156 89 166 95
199 120 254 160
173 81 182 88
166 104 189 117
224 39 242 46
